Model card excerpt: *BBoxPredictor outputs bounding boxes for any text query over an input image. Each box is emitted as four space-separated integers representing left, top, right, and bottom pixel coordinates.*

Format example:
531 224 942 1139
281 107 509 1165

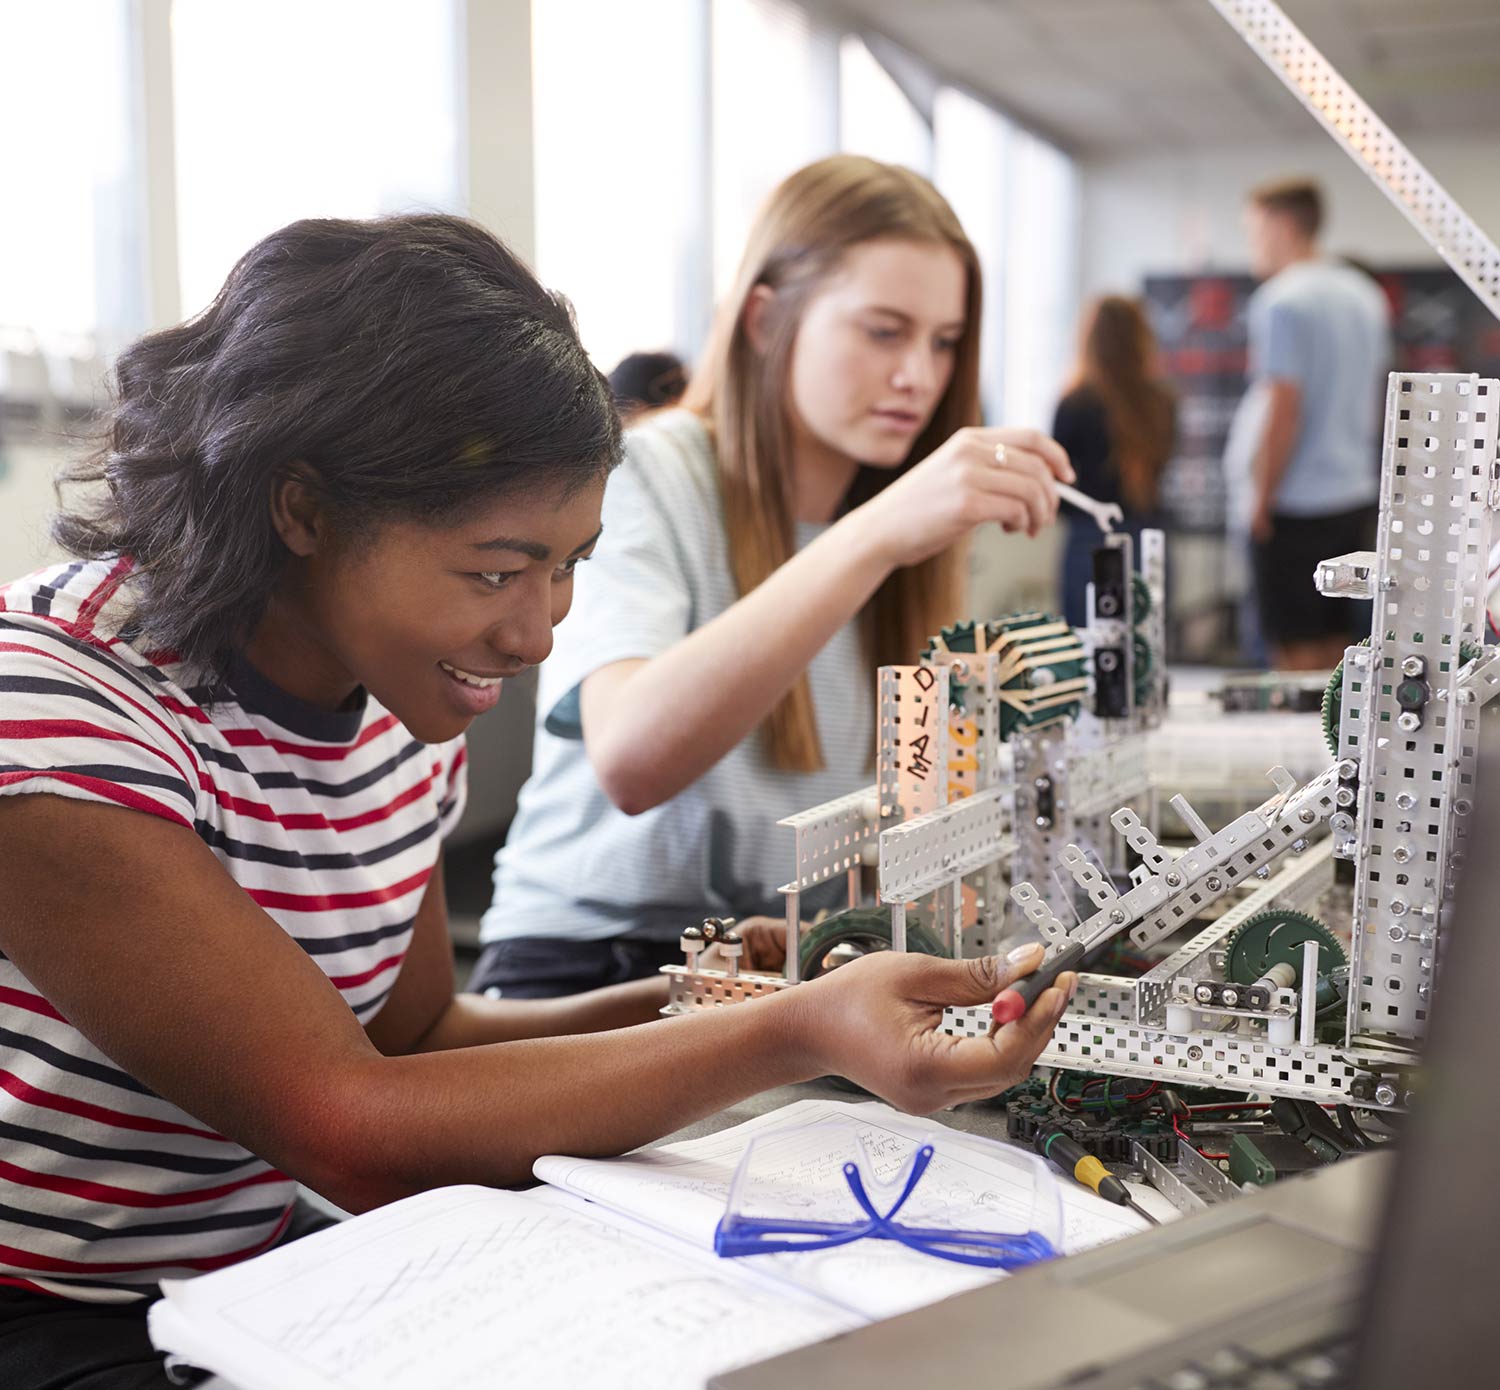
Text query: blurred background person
1224 176 1390 671
608 349 690 421
1052 295 1176 628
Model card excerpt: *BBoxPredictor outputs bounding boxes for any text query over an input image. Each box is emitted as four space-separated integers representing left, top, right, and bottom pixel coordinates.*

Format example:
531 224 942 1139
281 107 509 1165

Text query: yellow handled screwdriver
1034 1128 1160 1226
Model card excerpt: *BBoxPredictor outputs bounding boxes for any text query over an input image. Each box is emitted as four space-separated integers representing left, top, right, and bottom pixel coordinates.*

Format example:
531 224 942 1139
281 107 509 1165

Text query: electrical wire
1172 1113 1228 1162
1050 1074 1159 1111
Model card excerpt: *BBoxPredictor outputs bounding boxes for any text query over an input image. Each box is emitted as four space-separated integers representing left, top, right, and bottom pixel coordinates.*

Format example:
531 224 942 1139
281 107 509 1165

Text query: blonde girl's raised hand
855 425 1076 568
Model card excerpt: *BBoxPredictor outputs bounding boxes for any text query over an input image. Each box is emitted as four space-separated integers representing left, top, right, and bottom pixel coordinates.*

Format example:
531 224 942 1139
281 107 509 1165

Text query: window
171 0 463 317
711 0 838 295
532 0 705 373
839 35 931 175
933 86 1012 423
0 0 140 365
1002 128 1080 430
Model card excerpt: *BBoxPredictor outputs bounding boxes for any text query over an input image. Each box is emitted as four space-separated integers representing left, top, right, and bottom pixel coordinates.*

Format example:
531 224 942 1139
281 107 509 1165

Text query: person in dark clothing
1051 295 1177 628
608 350 689 420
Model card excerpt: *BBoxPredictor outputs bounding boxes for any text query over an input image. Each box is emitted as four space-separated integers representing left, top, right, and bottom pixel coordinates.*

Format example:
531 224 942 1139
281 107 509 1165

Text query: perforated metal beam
1209 0 1500 322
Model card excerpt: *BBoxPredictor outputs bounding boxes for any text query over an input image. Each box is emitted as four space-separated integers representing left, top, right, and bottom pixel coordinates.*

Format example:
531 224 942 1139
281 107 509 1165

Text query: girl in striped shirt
0 214 1074 1387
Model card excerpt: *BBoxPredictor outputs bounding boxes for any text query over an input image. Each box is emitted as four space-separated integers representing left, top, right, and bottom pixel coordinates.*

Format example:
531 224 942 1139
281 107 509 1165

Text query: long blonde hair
1071 295 1176 514
682 155 981 772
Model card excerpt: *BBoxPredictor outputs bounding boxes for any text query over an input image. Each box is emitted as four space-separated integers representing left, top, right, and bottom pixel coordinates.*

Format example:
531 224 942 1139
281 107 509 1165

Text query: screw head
1392 845 1412 865
1221 987 1240 1007
1187 1045 1204 1061
1165 871 1183 888
1395 792 1417 811
1389 925 1408 942
1194 984 1215 1004
1375 1083 1398 1107
1206 875 1224 892
1109 907 1127 924
1299 808 1317 824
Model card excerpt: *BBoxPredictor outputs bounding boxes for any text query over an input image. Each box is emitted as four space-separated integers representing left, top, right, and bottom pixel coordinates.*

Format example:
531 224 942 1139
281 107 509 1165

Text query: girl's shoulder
624 408 715 472
617 409 723 518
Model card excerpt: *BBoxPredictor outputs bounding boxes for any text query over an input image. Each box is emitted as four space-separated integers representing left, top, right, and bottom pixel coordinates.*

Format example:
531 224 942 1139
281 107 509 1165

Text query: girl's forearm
418 977 673 1051
584 511 889 810
314 989 820 1208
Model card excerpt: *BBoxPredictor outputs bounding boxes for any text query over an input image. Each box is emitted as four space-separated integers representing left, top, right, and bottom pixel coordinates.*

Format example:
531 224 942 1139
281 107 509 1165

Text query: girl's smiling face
251 475 606 744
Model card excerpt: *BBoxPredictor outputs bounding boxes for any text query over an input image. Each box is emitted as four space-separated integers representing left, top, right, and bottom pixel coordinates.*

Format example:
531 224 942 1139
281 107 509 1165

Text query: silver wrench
1056 481 1123 534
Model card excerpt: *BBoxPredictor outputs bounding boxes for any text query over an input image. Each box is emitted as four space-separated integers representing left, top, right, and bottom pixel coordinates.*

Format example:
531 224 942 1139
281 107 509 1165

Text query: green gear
797 905 949 980
923 612 1086 738
1225 909 1346 989
1132 631 1153 705
1132 573 1152 626
1323 637 1487 757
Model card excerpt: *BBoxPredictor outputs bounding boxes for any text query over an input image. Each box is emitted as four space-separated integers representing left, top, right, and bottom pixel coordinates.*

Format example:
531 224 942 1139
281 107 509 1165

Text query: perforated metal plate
1009 727 1075 924
878 786 1013 904
942 1004 1385 1108
1346 373 1499 1046
776 784 878 896
660 967 792 1014
877 665 950 826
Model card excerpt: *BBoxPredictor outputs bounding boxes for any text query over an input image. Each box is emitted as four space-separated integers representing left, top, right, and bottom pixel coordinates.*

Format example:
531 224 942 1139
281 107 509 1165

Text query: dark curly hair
55 214 620 671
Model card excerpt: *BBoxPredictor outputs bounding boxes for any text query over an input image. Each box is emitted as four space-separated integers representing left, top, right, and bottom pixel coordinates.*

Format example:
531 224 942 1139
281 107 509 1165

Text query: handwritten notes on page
148 1185 857 1390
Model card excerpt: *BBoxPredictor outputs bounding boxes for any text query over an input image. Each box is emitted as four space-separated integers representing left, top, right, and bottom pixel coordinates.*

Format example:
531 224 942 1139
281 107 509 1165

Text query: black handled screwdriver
1034 1127 1161 1226
989 941 1087 1030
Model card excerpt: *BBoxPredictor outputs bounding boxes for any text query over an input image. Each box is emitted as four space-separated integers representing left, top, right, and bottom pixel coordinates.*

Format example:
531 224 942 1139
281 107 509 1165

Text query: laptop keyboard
1127 1331 1353 1389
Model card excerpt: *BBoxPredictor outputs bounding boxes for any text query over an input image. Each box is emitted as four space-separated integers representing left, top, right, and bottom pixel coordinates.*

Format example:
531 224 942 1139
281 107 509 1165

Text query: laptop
714 733 1500 1390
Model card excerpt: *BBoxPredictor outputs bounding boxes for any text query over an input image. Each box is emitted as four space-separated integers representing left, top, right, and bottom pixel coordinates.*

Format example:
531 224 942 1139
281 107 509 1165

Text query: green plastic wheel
1132 573 1152 626
797 905 950 980
1225 909 1346 986
923 612 1086 737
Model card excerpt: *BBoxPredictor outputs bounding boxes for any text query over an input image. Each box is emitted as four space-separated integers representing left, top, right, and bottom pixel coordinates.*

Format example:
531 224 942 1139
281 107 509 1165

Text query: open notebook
148 1099 1154 1389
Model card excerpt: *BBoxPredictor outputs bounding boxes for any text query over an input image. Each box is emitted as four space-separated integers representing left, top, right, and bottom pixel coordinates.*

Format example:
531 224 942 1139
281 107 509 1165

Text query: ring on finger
993 443 1009 468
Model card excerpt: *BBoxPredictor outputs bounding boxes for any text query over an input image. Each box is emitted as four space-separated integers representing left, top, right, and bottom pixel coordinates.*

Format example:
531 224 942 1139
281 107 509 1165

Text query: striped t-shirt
0 557 466 1301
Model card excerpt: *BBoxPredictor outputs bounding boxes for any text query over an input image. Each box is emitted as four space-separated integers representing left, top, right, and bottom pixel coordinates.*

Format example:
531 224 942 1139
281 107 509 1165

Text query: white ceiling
826 0 1500 157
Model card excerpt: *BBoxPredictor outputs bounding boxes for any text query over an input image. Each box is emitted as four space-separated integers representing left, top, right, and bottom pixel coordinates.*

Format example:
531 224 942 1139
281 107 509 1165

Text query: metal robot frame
661 0 1500 1119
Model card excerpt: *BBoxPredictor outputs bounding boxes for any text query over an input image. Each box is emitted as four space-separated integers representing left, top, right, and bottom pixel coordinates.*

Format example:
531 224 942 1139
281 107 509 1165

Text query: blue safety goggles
713 1122 1061 1271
